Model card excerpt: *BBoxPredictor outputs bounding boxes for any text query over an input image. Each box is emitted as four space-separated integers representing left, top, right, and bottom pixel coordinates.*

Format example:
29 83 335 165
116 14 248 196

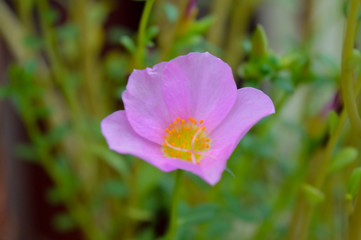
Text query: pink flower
101 52 275 185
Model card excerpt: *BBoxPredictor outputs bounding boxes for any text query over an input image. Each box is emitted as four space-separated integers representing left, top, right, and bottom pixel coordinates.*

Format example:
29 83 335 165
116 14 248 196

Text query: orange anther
187 151 191 155
163 142 167 147
196 138 199 142
176 117 180 122
188 157 192 161
169 124 172 128
165 128 169 132
171 152 174 156
173 121 177 125
206 144 210 148
180 144 184 148
206 139 210 142
201 137 205 141
172 128 176 133
186 127 190 130
177 135 181 139
172 142 176 146
199 120 204 124
184 141 188 144
202 126 206 131
195 127 199 131
176 152 180 157
181 119 185 124
196 162 200 165
201 142 205 147
189 117 197 124
164 149 167 153
164 136 167 139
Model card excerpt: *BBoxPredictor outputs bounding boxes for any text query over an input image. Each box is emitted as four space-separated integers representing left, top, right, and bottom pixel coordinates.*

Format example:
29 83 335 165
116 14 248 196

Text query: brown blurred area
0 35 15 240
0 1 144 239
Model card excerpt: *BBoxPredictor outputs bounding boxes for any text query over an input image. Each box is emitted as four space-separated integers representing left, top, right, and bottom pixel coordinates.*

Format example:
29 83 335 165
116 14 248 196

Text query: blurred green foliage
0 0 361 240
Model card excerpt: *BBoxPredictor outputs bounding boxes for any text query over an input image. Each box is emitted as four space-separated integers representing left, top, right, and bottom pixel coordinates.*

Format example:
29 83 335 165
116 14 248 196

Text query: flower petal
161 52 237 132
101 111 177 172
210 87 275 149
122 62 170 144
168 144 234 185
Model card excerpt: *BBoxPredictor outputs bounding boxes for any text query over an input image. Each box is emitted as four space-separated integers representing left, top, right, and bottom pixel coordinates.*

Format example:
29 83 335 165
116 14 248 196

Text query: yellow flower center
162 117 211 164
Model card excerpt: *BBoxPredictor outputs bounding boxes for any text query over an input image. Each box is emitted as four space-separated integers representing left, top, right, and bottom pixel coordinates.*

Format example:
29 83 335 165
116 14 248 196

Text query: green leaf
251 25 268 57
302 184 325 205
45 124 69 146
0 84 12 99
15 143 38 162
179 203 219 226
187 16 215 35
146 25 159 41
120 35 136 53
53 213 76 232
347 167 361 198
328 147 358 173
23 34 43 50
91 145 130 177
225 167 235 178
101 179 128 198
274 75 294 93
163 2 179 23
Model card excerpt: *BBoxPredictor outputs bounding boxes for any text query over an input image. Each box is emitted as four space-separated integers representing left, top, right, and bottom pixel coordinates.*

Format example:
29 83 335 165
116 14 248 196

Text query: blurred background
1 0 360 239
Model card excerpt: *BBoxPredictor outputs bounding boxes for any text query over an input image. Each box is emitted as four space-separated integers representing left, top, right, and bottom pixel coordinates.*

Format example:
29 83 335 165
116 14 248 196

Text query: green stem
207 0 232 48
224 0 260 70
166 170 184 239
340 0 361 137
135 0 155 68
286 61 361 240
349 178 361 240
0 1 31 62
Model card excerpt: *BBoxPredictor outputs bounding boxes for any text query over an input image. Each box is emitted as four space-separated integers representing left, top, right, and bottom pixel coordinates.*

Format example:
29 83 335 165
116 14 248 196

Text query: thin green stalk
349 177 361 240
340 0 361 137
135 0 155 68
36 0 83 121
0 1 31 62
206 0 232 48
166 170 184 239
286 64 361 240
224 0 261 70
158 0 189 61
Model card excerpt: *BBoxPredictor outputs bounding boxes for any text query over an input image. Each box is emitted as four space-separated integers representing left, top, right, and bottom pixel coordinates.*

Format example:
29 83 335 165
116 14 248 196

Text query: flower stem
135 0 155 68
166 170 184 239
349 178 361 240
340 0 361 137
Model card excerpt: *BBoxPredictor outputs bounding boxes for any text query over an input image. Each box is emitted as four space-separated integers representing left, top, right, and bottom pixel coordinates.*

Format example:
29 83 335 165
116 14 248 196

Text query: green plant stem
286 65 361 240
349 178 361 240
340 0 361 137
135 0 155 68
166 170 184 239
0 1 31 62
158 0 189 61
224 0 261 70
207 0 232 48
36 0 82 122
